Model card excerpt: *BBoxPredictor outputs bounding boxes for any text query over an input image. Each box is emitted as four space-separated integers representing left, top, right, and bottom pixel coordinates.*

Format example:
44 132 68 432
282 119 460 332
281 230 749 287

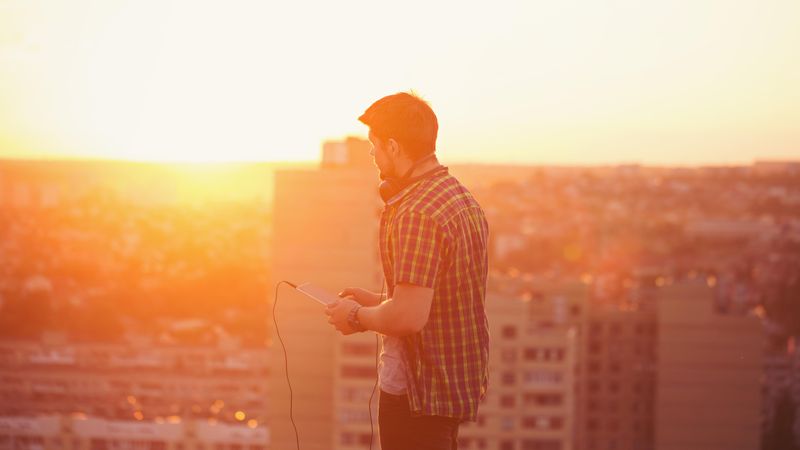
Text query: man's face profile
368 130 395 178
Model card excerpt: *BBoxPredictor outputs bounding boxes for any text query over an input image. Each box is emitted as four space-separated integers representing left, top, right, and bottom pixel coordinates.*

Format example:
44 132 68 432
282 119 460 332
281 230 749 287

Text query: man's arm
325 283 433 337
358 283 434 336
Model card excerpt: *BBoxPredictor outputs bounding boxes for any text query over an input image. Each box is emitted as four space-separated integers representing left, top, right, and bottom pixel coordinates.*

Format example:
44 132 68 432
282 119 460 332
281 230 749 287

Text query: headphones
379 153 448 203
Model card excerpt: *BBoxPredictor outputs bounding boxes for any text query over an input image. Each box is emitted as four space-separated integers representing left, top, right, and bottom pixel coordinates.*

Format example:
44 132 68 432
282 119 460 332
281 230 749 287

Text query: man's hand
338 287 382 307
324 297 361 335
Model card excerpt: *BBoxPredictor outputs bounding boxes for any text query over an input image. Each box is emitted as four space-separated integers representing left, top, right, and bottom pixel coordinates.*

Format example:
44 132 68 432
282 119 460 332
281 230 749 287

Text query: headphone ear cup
379 166 448 204
379 180 397 203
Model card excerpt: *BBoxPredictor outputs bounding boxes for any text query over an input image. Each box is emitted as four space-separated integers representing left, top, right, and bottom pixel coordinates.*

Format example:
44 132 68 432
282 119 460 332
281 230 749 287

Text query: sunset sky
0 0 798 165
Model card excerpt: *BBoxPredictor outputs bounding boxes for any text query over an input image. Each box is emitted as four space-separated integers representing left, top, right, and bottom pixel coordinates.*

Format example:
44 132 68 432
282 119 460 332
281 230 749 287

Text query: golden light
234 411 246 421
1 1 797 165
247 419 258 429
706 275 718 287
133 411 144 421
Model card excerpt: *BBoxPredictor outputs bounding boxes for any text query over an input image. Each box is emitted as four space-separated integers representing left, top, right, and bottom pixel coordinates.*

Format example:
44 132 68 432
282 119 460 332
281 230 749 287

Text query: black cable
274 279 382 450
273 280 300 450
367 280 386 450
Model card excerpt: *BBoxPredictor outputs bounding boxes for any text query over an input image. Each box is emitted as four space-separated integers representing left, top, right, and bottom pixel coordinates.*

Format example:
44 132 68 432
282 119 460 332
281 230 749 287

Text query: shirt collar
384 167 449 207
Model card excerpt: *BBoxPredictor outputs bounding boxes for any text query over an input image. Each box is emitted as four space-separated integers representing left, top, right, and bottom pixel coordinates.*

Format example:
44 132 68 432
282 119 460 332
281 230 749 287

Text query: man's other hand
324 298 360 335
338 287 382 307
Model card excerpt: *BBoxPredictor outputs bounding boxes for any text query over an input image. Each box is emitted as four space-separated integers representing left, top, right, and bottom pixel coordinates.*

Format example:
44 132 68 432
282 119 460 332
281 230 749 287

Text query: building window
340 432 355 445
522 440 562 450
523 370 562 386
524 348 538 361
500 395 516 408
339 409 371 424
500 440 515 450
358 433 373 446
523 393 563 406
501 372 516 386
342 342 375 356
501 348 518 363
341 365 376 379
501 417 514 431
522 416 563 430
502 325 518 339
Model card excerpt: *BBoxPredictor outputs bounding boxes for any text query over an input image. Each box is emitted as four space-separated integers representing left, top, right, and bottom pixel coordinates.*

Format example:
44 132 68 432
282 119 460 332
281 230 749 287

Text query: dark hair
358 92 438 160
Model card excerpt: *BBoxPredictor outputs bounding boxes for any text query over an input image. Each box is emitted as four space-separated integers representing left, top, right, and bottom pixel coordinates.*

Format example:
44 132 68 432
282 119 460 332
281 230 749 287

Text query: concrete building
0 340 270 425
654 280 764 450
0 415 267 450
270 138 585 450
458 288 579 450
269 137 383 450
574 288 658 450
762 338 799 448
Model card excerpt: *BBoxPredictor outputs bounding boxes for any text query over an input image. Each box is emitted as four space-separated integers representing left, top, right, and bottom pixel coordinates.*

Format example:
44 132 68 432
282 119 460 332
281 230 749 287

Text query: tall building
270 139 584 450
445 274 590 450
574 284 658 450
654 280 764 450
458 286 579 450
762 336 799 449
269 138 383 450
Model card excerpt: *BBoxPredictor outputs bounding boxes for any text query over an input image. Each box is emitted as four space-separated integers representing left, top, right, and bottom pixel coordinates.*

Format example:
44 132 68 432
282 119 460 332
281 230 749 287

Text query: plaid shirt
379 167 490 422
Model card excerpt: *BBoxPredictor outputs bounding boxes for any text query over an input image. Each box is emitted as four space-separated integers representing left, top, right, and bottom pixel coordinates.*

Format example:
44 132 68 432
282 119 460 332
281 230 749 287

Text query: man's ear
386 138 401 157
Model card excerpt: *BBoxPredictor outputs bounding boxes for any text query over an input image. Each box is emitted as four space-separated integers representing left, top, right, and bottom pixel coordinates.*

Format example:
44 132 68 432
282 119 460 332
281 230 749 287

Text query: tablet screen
295 283 340 306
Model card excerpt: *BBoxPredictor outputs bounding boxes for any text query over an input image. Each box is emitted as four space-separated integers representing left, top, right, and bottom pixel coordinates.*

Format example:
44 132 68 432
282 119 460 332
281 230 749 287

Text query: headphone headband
379 161 447 204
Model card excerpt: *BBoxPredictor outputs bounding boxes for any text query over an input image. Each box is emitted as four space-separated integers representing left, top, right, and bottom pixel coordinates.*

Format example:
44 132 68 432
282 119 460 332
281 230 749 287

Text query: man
324 92 490 450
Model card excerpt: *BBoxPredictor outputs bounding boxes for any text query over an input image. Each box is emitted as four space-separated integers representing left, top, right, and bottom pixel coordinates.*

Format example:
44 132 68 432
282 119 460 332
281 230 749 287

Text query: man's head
359 92 438 177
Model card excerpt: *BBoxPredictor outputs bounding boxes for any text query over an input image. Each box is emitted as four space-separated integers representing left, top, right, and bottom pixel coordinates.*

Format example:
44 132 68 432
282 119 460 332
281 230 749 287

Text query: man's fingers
338 287 357 298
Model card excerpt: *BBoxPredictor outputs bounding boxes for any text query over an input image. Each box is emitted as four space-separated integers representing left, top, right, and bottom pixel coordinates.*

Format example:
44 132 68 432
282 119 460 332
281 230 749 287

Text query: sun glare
1 0 798 164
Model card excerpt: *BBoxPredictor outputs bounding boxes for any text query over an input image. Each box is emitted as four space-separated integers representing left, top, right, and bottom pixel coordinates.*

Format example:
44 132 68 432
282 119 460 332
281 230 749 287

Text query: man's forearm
358 298 416 337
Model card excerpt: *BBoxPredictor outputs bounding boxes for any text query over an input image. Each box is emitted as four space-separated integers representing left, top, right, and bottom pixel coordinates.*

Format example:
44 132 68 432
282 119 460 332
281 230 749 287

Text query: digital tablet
295 283 340 306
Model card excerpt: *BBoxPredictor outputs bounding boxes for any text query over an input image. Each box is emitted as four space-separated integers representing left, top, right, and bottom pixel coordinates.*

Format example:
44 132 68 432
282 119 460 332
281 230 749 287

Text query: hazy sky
1 0 798 165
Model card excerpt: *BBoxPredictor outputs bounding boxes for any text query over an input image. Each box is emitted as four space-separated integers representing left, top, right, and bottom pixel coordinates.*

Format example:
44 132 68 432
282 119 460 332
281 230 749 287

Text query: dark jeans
378 389 460 450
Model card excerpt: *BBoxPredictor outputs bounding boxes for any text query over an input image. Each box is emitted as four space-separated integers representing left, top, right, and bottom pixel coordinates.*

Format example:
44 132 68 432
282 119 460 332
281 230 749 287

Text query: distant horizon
0 151 797 169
